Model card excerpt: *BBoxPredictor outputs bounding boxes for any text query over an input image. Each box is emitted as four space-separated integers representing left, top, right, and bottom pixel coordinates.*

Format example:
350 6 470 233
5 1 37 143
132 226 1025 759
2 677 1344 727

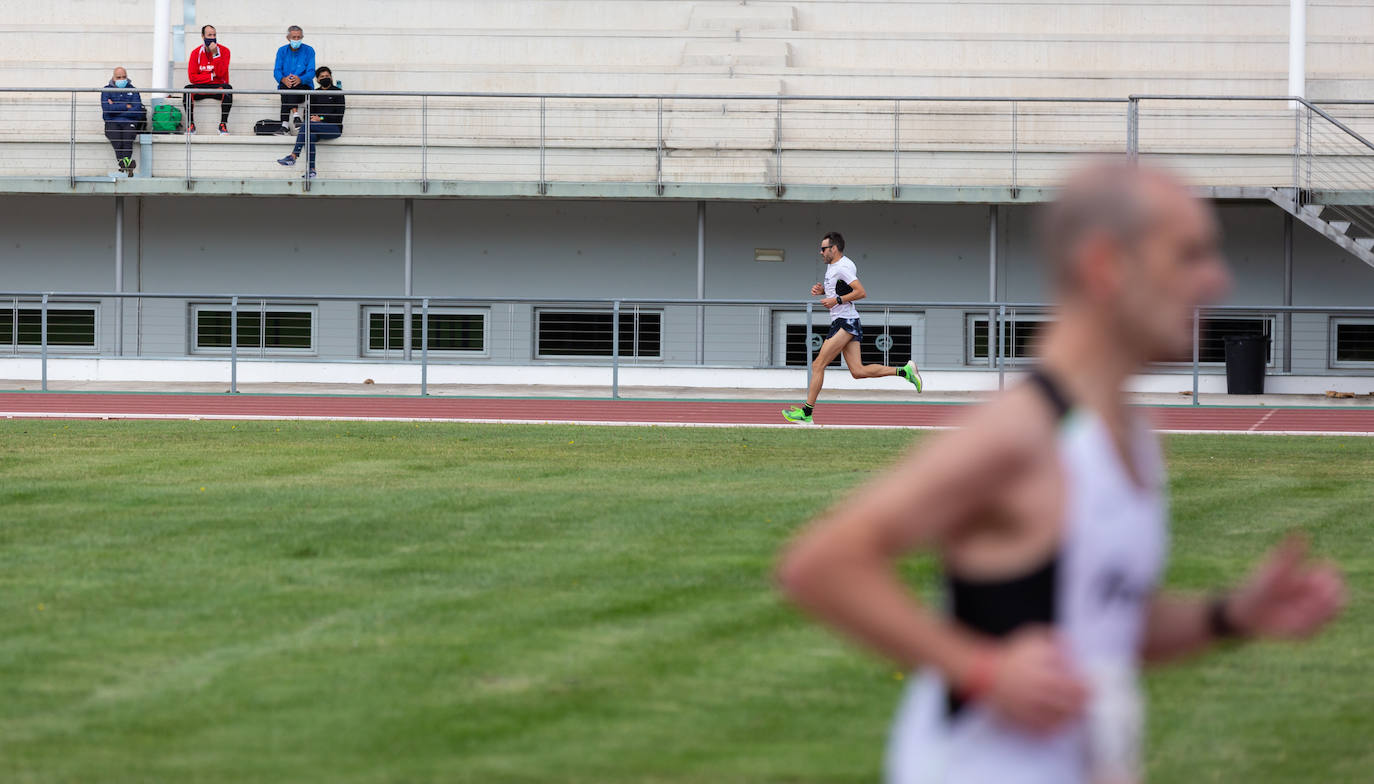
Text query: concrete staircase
1268 188 1374 269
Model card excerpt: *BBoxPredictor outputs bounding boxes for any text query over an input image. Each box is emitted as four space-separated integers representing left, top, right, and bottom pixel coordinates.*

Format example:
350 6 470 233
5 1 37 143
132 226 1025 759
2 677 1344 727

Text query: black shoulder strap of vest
1026 368 1072 422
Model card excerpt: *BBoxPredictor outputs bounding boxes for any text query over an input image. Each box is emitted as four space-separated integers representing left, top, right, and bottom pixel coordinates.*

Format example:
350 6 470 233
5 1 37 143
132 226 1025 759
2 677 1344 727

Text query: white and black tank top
886 370 1169 784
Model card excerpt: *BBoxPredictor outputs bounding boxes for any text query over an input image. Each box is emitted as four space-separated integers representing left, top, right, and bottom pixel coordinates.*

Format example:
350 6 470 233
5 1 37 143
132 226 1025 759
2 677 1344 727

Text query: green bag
151 104 182 133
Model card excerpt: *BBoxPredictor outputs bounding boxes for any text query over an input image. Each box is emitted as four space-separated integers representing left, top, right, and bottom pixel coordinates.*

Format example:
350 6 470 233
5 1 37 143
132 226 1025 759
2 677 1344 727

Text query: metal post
539 96 547 195
229 295 238 394
774 97 784 197
420 297 429 396
892 99 901 199
805 301 814 389
1283 213 1293 373
882 306 891 366
68 92 76 188
1126 98 1139 162
997 303 1007 391
302 93 311 191
40 294 48 391
611 299 621 399
1010 100 1019 197
696 201 705 366
403 198 413 362
184 89 192 189
1191 307 1200 405
1304 107 1312 195
421 94 429 193
1292 106 1302 196
656 97 664 196
115 196 124 356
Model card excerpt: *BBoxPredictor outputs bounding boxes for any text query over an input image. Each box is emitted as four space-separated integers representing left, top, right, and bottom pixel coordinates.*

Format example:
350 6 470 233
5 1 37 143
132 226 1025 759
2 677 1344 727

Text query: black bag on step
254 119 286 136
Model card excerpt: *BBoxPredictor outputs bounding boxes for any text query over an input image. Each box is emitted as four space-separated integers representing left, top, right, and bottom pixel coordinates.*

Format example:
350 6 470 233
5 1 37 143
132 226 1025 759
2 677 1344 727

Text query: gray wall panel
2 195 1372 372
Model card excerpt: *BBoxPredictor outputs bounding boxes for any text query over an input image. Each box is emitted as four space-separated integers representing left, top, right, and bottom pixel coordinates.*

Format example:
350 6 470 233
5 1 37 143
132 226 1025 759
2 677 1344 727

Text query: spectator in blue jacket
274 25 315 132
101 66 145 175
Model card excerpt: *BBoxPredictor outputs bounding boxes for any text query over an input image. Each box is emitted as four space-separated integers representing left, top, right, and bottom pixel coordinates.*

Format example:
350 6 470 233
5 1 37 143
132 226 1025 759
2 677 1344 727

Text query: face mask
317 77 332 88
204 38 216 47
289 40 302 50
114 79 129 88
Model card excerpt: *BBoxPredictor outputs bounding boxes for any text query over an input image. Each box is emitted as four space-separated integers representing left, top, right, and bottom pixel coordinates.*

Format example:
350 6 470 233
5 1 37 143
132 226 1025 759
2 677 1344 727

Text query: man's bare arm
1142 536 1345 663
778 394 1088 731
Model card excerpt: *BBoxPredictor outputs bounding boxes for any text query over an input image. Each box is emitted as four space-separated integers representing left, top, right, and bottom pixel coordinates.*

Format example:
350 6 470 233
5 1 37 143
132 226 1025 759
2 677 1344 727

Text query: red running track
2 392 1373 434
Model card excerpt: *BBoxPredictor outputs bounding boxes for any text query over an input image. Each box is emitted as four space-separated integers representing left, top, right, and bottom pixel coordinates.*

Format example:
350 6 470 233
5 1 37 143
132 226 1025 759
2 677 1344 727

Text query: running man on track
778 165 1346 784
783 232 922 425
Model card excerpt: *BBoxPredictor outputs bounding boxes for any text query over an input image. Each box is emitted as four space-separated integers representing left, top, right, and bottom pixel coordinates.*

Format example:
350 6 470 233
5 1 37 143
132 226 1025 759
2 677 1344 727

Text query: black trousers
278 80 309 123
105 121 140 161
183 83 233 125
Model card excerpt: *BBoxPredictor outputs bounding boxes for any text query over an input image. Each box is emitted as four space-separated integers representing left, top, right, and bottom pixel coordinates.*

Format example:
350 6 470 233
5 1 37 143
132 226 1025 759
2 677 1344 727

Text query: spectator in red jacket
184 24 232 134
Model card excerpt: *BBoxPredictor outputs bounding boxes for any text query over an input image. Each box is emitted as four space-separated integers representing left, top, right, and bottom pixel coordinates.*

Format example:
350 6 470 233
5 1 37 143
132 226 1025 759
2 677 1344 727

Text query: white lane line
3 411 1370 436
1247 409 1279 432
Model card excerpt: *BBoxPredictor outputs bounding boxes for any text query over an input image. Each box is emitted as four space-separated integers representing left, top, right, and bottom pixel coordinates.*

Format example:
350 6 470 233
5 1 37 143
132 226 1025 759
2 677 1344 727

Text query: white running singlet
886 372 1168 784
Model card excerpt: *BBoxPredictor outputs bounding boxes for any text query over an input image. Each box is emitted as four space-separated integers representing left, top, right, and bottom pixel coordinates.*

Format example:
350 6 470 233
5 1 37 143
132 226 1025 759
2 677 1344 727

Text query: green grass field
1 420 1370 783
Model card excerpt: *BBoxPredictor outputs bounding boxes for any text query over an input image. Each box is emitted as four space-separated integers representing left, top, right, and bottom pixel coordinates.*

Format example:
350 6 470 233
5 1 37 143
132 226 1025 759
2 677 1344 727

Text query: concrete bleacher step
681 41 790 68
688 4 797 33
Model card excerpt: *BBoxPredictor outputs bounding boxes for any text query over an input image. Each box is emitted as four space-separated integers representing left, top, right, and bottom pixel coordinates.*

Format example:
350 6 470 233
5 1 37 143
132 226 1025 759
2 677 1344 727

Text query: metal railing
1127 95 1374 198
5 88 1374 200
4 291 1373 402
4 87 1131 190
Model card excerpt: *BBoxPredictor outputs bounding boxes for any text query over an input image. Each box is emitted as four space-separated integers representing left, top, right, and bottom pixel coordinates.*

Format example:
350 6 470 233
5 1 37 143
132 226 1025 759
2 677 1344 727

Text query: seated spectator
276 66 344 178
274 25 315 133
184 24 232 134
101 66 145 175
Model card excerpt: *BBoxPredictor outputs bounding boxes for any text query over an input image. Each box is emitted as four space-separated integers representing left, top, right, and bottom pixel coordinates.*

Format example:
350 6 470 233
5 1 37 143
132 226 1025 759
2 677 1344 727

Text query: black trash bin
1223 334 1268 394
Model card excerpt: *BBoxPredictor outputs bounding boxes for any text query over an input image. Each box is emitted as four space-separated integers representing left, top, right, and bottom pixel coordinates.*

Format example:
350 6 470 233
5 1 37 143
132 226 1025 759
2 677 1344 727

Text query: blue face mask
289 40 302 50
114 79 129 88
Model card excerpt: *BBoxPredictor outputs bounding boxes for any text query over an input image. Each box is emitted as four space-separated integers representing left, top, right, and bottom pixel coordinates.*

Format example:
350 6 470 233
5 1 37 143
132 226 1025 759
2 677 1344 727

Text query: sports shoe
122 157 136 172
782 406 813 425
900 360 923 393
307 169 317 179
277 154 297 166
218 123 229 135
187 122 196 135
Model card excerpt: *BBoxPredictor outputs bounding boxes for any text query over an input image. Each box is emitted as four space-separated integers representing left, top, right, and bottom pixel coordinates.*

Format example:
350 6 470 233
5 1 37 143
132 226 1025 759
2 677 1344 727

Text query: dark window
196 309 313 350
368 312 485 352
0 308 96 347
537 311 661 358
784 324 913 367
1197 318 1269 364
1335 321 1374 363
969 317 1047 362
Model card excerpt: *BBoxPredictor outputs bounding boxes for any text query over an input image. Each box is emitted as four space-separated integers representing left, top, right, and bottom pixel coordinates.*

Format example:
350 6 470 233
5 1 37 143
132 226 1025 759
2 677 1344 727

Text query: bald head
1041 163 1193 292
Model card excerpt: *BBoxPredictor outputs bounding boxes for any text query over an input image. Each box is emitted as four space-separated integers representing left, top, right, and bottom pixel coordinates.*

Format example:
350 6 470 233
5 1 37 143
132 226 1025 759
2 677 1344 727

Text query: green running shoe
782 405 813 425
900 361 923 393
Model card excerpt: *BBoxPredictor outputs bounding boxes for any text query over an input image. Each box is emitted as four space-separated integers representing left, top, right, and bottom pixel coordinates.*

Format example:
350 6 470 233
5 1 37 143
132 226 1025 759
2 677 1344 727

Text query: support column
988 205 999 368
403 198 414 360
696 201 705 365
988 205 999 302
152 0 170 95
1283 212 1293 373
115 196 124 356
1289 0 1306 99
